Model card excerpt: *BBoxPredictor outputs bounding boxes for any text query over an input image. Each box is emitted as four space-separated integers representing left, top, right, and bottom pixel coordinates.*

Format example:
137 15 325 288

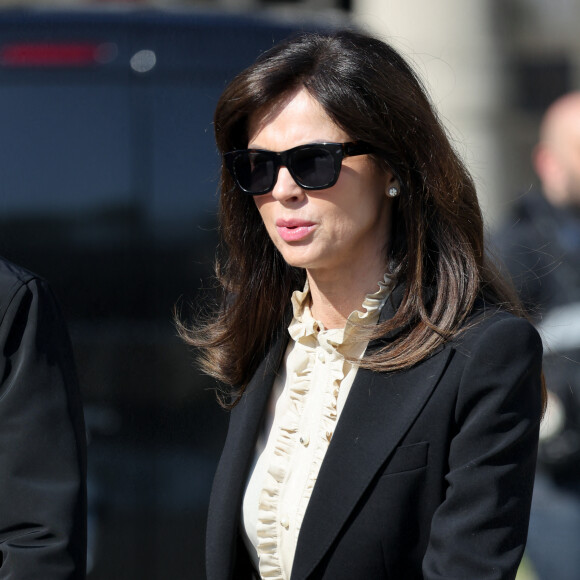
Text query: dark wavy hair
180 29 526 407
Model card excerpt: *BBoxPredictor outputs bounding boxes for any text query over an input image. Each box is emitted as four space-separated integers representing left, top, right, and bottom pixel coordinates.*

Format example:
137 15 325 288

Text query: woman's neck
306 264 387 330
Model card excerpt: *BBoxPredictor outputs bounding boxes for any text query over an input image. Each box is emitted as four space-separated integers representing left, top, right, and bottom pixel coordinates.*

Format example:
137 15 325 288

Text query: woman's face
248 88 394 280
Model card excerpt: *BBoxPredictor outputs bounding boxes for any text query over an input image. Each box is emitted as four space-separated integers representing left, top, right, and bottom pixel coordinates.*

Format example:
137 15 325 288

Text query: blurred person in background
0 256 86 579
496 91 580 580
182 30 544 580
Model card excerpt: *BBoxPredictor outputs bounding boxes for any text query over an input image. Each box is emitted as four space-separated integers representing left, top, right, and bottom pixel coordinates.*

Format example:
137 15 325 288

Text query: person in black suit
181 30 545 579
0 256 86 579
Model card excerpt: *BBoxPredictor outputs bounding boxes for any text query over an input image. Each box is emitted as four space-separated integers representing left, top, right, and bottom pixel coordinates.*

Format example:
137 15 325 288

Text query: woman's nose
271 167 305 202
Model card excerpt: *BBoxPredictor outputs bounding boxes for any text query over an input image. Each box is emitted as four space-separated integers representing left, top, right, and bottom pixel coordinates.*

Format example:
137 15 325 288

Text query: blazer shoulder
0 256 52 325
449 308 543 417
0 256 38 287
454 307 541 355
0 257 43 321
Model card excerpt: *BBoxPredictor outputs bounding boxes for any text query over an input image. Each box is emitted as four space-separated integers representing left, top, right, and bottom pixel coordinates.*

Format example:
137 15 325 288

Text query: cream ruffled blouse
241 275 393 579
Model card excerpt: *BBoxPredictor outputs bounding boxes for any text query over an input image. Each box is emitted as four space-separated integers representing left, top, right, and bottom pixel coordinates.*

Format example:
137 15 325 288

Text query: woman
183 29 544 579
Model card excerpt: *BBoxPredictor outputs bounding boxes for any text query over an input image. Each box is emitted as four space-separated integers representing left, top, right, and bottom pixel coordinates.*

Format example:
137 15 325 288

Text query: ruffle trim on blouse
256 274 393 579
256 371 308 579
293 350 343 540
288 273 393 345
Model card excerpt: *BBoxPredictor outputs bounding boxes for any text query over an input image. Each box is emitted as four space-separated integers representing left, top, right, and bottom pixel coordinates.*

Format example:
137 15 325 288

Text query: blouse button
317 351 325 363
299 433 310 447
280 515 290 529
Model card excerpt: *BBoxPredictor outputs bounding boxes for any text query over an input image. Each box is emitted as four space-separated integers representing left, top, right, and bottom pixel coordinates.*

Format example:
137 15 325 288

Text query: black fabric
0 257 87 579
206 297 543 579
496 189 580 313
496 189 580 479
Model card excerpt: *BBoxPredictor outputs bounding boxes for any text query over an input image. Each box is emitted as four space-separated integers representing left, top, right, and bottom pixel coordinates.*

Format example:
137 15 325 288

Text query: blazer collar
223 328 289 483
206 331 288 580
290 285 451 579
376 280 437 326
380 278 405 323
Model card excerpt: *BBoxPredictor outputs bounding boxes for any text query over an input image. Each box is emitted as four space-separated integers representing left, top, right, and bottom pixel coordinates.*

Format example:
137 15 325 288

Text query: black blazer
206 288 543 580
0 257 87 579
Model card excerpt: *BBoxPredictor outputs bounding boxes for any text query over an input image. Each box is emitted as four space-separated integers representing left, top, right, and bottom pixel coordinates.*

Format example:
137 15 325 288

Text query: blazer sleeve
422 316 543 580
0 276 87 579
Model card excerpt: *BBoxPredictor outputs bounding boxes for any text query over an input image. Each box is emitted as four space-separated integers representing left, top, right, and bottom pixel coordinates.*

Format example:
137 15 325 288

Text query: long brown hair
180 29 528 407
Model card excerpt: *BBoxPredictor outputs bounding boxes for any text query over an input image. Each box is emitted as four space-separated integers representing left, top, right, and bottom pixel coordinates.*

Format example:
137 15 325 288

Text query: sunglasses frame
223 141 374 195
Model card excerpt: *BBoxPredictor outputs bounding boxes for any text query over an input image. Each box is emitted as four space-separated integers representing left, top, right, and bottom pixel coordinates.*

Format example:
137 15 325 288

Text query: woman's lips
275 219 317 242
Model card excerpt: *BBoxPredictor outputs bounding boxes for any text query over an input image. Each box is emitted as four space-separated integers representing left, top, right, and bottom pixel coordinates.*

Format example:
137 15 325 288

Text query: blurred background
0 0 578 578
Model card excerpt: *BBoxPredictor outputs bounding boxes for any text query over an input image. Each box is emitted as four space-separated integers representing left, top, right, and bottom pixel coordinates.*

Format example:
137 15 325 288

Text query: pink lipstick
275 219 316 242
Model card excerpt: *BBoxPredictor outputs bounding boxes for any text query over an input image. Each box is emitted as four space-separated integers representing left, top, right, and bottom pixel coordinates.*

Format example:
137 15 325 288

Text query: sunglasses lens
226 144 344 194
291 147 336 188
232 151 275 194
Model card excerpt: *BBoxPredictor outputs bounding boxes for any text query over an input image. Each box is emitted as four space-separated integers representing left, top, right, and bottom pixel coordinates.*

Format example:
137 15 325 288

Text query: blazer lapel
206 332 288 580
291 290 452 579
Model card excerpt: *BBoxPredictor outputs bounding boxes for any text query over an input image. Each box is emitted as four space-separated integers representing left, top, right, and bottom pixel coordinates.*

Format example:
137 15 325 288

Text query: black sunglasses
223 141 374 195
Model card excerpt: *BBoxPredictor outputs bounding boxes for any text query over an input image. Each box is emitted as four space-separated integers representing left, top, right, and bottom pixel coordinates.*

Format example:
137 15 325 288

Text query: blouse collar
288 274 394 347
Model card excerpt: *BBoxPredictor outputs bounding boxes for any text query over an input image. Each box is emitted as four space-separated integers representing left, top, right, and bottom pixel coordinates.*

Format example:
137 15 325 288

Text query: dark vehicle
0 8 343 578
